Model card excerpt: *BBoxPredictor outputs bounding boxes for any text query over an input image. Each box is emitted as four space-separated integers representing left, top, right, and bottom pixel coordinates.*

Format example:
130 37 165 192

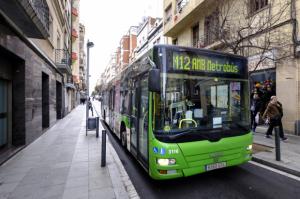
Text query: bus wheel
121 129 127 148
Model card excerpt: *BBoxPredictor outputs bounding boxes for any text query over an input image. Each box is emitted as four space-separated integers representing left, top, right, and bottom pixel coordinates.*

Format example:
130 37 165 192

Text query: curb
101 120 140 199
252 156 300 178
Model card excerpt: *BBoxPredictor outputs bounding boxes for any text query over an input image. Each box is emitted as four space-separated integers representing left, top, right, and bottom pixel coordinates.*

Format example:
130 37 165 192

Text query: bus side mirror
149 69 160 93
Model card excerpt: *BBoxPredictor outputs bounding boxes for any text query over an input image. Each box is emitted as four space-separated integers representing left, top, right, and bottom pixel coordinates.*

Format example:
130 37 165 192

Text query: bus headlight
157 158 176 166
246 144 252 150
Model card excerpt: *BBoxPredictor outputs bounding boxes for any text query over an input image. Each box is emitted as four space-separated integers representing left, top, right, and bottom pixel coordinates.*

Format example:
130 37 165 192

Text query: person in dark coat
250 93 263 132
262 96 287 140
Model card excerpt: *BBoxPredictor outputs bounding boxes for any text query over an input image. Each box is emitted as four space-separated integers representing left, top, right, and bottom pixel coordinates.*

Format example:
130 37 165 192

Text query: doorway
0 79 8 147
42 73 49 129
56 81 62 119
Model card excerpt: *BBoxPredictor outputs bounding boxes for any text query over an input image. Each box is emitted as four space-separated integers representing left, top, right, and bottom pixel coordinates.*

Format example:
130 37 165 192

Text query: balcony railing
0 0 50 38
72 29 78 38
72 52 78 61
55 49 72 74
72 7 78 16
28 0 49 31
176 0 189 14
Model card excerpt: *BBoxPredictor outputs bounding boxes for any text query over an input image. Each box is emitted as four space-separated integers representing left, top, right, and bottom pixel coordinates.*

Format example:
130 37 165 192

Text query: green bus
101 45 252 180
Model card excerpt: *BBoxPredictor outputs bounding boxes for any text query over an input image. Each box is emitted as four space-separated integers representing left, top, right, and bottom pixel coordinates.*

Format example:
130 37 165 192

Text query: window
250 0 268 14
204 10 219 46
192 24 199 48
172 38 178 45
164 4 172 24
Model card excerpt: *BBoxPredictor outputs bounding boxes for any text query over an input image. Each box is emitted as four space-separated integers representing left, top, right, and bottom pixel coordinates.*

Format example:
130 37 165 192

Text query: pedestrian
262 96 287 140
250 93 263 132
88 98 94 116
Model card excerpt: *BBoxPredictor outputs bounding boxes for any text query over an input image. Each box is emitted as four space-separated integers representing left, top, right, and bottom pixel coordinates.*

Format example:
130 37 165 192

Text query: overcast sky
80 0 163 94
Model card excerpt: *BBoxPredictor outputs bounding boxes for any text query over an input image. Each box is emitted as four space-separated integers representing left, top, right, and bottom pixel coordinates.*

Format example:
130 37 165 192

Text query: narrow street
104 119 300 199
2 1 300 198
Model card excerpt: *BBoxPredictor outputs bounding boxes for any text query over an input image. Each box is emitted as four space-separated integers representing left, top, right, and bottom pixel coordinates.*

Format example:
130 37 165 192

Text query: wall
0 16 63 145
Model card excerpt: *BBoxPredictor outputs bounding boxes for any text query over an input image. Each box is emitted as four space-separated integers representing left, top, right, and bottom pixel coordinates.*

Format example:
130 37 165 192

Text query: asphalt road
103 122 300 199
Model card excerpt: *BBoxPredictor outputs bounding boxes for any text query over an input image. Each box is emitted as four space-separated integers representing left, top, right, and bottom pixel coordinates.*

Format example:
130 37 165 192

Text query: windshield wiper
168 127 221 140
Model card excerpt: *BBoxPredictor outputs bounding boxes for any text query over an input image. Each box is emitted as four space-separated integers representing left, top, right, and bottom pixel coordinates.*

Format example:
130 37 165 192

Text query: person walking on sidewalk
250 93 263 132
262 96 287 141
88 97 94 116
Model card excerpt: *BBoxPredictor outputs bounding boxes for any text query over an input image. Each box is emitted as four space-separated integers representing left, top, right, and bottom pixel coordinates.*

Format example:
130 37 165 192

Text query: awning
65 83 76 90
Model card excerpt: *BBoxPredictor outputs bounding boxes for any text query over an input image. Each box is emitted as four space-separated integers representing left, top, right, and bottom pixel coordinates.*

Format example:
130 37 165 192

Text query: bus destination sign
172 51 246 75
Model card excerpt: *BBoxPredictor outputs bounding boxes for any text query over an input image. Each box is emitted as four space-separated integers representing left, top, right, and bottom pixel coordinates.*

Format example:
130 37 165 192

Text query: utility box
87 117 97 130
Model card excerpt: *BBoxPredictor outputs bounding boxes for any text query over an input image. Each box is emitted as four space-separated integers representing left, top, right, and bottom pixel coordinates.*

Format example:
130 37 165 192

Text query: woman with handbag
262 96 287 140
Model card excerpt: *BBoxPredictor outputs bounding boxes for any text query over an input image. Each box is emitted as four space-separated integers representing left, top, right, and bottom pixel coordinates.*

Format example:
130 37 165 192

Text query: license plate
205 162 227 171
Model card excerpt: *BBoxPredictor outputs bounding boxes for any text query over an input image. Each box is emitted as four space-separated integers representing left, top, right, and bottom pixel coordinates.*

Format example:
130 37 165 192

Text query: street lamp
86 40 94 129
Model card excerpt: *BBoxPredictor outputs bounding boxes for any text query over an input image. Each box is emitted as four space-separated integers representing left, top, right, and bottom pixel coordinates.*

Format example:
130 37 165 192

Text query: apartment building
134 17 166 60
30 0 75 115
72 0 81 108
115 27 138 72
79 23 87 93
0 0 71 161
163 0 300 134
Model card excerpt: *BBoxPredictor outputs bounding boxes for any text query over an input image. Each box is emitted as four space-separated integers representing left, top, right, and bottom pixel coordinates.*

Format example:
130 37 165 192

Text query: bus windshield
153 73 250 140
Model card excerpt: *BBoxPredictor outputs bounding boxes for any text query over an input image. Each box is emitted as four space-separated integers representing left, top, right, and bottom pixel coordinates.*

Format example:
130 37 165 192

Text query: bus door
130 80 138 156
137 75 149 168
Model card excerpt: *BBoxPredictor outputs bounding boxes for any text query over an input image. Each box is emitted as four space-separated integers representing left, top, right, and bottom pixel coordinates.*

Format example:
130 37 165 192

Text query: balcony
72 29 78 38
55 49 72 75
72 52 78 61
0 0 50 39
72 7 78 17
164 0 212 37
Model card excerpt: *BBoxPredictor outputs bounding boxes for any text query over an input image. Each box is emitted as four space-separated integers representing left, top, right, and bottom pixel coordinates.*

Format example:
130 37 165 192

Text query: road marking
249 161 300 182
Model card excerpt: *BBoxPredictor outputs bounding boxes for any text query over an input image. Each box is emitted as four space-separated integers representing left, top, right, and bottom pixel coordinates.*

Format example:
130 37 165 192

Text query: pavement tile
89 176 112 190
0 182 18 194
0 173 26 184
89 187 116 199
62 186 88 199
39 184 65 199
7 183 41 199
65 176 88 188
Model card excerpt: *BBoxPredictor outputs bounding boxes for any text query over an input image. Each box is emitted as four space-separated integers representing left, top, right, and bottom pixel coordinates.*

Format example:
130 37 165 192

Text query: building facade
135 17 166 60
0 0 69 161
79 23 87 94
30 0 74 115
163 0 300 134
71 0 81 109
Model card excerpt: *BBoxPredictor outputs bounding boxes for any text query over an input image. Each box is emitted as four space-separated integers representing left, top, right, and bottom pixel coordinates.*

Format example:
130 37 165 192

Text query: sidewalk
0 105 138 199
252 125 300 177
